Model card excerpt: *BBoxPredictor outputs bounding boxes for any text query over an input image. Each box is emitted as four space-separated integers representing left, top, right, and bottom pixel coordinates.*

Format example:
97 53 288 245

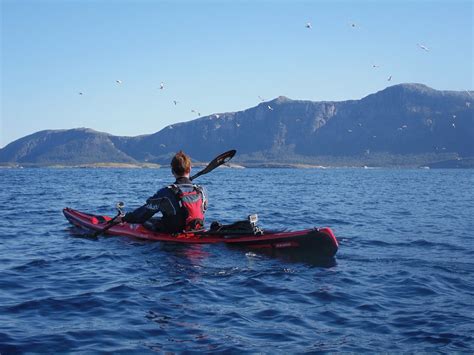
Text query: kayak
63 208 339 257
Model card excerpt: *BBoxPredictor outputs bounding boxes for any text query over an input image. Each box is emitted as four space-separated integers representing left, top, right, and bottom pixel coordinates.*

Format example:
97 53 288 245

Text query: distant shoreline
1 159 473 169
0 162 162 169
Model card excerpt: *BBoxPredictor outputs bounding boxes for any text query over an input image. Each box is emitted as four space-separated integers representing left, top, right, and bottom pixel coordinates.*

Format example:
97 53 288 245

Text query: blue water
0 168 473 352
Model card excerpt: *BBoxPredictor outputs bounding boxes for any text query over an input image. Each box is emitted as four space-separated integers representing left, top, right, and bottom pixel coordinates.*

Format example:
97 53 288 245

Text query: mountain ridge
1 83 473 167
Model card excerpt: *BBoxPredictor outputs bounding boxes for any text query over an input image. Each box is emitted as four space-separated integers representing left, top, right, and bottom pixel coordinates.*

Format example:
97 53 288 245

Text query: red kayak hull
63 208 338 257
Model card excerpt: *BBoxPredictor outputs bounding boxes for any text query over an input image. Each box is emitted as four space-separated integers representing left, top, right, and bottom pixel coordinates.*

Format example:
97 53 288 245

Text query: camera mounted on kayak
116 201 125 217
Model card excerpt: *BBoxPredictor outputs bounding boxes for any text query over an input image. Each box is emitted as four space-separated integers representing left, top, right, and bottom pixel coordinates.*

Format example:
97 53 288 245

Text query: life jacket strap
167 184 205 231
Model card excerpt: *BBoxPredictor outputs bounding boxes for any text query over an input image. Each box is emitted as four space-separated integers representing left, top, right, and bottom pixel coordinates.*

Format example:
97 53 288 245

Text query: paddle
92 149 236 237
91 201 125 237
190 149 236 181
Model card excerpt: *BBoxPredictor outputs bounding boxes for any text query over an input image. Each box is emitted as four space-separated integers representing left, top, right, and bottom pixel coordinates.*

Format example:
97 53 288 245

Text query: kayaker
115 151 208 233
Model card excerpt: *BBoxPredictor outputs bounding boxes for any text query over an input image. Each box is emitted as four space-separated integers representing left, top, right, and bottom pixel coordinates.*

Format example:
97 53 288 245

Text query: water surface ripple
0 168 473 352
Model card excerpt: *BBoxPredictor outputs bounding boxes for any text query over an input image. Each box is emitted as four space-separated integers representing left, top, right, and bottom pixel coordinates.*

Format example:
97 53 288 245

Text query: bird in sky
466 102 471 107
160 82 164 90
78 92 84 95
372 64 380 69
306 22 312 29
417 43 430 51
115 80 122 84
268 105 273 111
387 75 392 81
173 100 178 105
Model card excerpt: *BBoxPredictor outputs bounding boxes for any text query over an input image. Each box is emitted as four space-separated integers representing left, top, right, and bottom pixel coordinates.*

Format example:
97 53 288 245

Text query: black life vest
168 184 205 231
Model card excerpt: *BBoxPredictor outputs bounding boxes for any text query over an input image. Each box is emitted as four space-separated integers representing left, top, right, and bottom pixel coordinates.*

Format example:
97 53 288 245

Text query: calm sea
0 168 472 352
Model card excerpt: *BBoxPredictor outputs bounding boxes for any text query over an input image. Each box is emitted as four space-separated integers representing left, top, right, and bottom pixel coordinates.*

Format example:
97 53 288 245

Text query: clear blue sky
1 0 472 147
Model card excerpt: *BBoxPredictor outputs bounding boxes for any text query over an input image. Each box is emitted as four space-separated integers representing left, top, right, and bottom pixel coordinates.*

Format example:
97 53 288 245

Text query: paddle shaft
91 212 123 237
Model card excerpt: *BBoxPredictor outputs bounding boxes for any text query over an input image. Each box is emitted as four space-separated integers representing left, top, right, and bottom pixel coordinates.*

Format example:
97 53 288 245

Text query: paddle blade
207 149 236 171
191 149 236 180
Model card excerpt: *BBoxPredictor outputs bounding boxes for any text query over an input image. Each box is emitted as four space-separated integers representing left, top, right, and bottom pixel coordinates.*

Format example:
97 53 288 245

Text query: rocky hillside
1 84 473 167
0 128 136 165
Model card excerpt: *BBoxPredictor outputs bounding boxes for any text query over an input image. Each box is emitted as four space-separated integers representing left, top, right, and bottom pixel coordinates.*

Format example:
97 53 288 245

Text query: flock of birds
78 79 205 115
77 20 471 135
304 22 432 83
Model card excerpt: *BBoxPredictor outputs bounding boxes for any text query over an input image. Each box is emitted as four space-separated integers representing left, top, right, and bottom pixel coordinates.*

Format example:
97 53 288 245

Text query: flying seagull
160 82 164 90
306 22 312 29
173 100 178 105
115 80 122 84
417 43 430 52
387 75 392 81
268 105 273 111
78 92 84 95
258 95 265 102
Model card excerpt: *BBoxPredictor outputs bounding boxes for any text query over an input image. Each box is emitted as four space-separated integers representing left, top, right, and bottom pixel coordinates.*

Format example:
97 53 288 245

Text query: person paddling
115 151 208 233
